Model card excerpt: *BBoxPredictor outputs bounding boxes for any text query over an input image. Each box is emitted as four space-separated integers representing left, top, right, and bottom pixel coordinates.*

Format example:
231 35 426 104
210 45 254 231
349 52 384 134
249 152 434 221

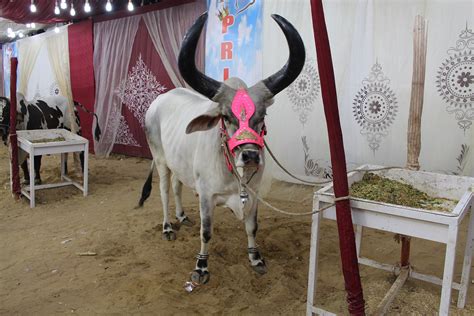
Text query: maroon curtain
68 20 96 153
111 18 174 158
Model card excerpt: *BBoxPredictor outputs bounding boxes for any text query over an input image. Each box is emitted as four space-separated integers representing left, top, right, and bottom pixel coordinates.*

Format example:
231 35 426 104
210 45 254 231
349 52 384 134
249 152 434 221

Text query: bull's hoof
22 179 30 185
191 269 210 284
34 179 42 185
162 231 176 241
180 216 195 227
251 261 268 275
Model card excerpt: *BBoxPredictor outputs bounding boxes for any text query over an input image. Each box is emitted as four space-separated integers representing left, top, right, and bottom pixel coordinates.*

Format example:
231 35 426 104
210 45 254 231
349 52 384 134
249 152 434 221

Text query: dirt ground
0 145 473 315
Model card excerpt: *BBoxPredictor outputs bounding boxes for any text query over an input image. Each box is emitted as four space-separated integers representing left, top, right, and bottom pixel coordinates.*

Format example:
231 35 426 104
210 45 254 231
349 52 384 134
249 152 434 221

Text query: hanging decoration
301 136 332 178
436 24 474 132
353 61 398 153
287 58 320 125
49 82 61 96
116 54 167 128
115 116 140 146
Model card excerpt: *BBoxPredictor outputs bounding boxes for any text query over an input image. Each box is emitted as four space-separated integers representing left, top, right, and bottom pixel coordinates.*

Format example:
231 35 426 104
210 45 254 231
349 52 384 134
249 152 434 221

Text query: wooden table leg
29 153 35 208
440 225 459 314
457 204 474 308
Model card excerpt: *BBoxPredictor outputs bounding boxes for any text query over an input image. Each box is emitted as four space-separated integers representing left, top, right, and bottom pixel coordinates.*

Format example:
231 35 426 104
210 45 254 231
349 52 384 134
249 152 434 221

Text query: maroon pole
9 57 21 199
310 1 365 314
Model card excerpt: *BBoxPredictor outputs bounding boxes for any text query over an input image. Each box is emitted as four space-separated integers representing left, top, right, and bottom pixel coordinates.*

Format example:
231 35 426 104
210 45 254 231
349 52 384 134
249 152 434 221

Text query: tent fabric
2 42 17 99
16 26 72 109
259 0 473 179
68 20 96 152
46 28 77 133
92 2 206 157
93 15 141 157
17 37 43 95
143 1 206 88
111 19 174 158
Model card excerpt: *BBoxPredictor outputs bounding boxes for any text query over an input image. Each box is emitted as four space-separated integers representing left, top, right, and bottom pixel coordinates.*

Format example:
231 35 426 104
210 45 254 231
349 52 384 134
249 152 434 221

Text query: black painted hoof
191 269 210 284
251 261 267 275
180 216 195 227
162 231 176 241
34 178 42 185
22 179 30 185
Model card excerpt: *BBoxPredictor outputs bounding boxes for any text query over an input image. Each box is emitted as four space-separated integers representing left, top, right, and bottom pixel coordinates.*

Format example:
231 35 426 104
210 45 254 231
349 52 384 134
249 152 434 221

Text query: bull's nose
242 150 260 165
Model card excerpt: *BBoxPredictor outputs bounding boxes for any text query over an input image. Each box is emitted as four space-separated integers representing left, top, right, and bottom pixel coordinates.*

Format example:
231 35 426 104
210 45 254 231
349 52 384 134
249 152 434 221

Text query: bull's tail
73 101 102 141
137 161 155 208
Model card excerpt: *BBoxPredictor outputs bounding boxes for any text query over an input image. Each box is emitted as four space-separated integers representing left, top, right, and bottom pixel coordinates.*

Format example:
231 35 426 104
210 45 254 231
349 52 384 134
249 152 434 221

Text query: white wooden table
307 165 474 315
14 129 89 208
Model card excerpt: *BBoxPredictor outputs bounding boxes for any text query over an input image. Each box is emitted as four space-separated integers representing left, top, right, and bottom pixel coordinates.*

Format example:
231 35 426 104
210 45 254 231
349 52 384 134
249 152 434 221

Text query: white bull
138 12 305 284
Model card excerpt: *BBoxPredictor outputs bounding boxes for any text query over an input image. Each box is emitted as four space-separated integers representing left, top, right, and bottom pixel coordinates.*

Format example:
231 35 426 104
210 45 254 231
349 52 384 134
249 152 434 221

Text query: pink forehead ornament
226 89 266 153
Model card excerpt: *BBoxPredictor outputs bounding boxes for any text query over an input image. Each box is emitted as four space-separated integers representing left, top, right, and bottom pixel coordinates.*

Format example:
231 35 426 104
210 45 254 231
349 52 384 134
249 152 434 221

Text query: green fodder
350 173 456 212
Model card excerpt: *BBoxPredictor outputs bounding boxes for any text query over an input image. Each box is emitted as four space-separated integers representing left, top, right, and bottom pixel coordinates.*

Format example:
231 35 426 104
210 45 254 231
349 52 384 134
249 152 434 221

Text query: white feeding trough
307 165 474 315
14 129 89 208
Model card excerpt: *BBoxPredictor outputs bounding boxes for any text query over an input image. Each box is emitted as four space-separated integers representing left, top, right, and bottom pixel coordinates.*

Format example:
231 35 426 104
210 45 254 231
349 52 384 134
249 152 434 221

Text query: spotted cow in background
0 93 101 184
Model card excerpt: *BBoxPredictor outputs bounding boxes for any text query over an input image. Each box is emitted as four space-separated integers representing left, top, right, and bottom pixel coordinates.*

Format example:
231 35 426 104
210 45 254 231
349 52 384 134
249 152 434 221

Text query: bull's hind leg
246 206 267 274
171 174 194 227
156 163 176 241
190 196 213 284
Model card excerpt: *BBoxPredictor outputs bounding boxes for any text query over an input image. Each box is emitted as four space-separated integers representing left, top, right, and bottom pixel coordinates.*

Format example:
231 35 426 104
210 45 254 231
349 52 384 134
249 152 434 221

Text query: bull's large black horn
178 12 221 100
261 15 305 96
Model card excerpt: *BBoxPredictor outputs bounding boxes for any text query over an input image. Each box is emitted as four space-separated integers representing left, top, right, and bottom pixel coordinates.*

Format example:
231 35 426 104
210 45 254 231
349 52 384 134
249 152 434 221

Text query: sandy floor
0 145 473 315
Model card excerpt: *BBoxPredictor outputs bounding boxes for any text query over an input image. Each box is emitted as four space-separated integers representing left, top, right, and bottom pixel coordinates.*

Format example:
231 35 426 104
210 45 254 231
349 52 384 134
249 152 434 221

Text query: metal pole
310 1 365 314
9 57 20 199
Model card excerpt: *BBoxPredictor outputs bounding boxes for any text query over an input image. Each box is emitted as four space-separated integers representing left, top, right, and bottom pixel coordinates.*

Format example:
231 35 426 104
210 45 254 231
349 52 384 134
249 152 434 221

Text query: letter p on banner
222 15 234 34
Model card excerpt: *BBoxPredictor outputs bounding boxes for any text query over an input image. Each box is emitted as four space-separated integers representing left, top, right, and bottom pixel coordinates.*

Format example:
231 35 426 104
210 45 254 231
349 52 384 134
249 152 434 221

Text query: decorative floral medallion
49 82 61 96
353 62 398 152
115 116 140 147
116 54 167 127
287 58 320 125
301 136 332 179
436 24 474 131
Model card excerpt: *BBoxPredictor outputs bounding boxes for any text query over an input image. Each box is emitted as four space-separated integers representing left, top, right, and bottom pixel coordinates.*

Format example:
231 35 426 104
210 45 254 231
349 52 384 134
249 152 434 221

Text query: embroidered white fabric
262 0 473 181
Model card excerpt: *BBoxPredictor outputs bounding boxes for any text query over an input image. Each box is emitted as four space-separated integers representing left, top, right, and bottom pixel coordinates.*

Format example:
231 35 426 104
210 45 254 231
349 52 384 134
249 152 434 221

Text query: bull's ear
185 106 221 134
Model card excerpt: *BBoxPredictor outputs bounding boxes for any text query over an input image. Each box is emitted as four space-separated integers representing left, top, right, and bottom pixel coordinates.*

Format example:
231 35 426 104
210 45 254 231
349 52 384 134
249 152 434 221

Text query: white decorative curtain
93 16 140 157
46 26 77 132
143 1 206 88
260 0 473 180
17 37 43 96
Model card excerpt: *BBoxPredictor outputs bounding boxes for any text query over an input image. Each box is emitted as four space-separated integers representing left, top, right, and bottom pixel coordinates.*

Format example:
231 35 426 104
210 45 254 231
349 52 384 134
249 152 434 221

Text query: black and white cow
0 93 101 184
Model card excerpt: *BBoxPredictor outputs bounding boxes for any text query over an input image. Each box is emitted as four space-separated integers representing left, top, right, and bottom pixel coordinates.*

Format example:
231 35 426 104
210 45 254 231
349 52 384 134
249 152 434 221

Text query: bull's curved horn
260 15 305 96
178 12 221 100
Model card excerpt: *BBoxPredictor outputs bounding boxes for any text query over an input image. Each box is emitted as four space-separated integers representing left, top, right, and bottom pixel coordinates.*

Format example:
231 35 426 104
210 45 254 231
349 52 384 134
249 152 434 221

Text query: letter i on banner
205 0 263 85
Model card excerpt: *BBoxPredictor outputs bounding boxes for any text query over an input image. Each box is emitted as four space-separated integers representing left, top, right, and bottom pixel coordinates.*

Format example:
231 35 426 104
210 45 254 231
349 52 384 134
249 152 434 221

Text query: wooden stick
406 15 428 170
373 268 410 316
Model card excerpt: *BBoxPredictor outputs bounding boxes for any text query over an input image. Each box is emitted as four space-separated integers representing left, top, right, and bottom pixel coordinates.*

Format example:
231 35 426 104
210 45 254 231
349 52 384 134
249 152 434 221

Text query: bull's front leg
190 196 213 284
246 205 267 274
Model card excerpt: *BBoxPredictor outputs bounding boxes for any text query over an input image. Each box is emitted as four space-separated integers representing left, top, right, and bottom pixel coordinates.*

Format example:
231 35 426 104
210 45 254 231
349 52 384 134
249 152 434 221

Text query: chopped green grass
31 136 66 143
350 173 456 212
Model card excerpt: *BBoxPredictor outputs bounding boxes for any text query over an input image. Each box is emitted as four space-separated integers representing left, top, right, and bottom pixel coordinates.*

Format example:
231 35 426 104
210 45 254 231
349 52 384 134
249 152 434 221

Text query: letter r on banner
221 42 233 60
